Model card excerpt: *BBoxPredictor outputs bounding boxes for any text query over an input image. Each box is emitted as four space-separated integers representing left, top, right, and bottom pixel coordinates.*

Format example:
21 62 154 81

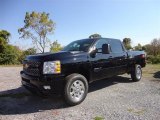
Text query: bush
0 45 22 65
0 54 21 65
147 55 160 64
18 48 36 63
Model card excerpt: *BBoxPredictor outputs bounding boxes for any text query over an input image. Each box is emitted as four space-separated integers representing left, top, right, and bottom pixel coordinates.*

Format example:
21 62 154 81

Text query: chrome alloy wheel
136 66 142 80
70 80 85 102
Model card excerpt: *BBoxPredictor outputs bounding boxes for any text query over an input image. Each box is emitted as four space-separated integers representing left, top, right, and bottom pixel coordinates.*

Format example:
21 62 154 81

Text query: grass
127 108 146 115
94 116 104 120
143 64 160 78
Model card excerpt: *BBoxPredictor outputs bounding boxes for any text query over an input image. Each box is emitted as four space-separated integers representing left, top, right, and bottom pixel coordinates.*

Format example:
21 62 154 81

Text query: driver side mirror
102 44 110 54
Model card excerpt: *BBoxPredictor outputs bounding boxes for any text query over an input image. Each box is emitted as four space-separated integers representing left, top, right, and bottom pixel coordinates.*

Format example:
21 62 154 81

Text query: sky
0 0 160 51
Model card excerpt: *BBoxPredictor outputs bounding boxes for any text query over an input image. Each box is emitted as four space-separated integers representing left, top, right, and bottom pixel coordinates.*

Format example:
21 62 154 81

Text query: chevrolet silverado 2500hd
21 38 146 105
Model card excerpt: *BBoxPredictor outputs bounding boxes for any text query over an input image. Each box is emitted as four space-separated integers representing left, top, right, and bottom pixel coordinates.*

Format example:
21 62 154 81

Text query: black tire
64 73 88 106
131 64 142 82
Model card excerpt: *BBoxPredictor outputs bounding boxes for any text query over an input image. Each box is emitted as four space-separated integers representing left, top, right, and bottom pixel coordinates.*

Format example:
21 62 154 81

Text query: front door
90 39 115 81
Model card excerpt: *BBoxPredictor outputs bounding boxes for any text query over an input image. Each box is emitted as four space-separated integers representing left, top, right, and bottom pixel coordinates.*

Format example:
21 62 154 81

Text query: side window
110 40 124 53
95 39 108 52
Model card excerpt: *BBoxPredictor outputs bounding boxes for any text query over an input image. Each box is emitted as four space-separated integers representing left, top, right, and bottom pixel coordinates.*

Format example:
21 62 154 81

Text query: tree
18 11 55 53
142 38 160 56
19 48 36 63
0 30 11 52
142 46 146 51
89 33 102 39
24 48 36 55
0 30 24 64
50 40 63 52
134 43 142 51
142 44 151 54
0 44 22 64
123 38 132 50
150 38 160 56
0 30 10 43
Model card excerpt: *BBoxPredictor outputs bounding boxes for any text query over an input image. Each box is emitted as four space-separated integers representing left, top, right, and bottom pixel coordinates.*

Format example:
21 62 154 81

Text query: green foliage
0 37 6 52
0 45 22 65
0 30 11 52
0 46 36 65
147 55 160 64
50 40 63 52
142 38 160 60
149 38 160 56
19 48 36 63
0 30 10 43
0 30 20 65
123 38 132 50
94 116 104 120
89 33 102 39
24 48 36 55
142 44 152 54
0 29 36 65
134 43 142 51
18 11 55 53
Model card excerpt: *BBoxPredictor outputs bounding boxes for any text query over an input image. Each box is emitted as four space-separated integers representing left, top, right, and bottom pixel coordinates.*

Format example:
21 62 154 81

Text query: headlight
43 61 61 74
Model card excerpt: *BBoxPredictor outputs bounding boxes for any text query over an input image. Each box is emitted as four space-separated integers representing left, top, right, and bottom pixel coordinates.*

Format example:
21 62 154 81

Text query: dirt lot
0 65 160 120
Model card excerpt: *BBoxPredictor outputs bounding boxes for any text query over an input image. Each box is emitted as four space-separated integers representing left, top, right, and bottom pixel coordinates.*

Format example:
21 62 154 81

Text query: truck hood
25 51 89 63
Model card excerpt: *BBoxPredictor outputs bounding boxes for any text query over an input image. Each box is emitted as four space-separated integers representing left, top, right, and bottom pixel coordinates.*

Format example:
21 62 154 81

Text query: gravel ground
0 67 160 120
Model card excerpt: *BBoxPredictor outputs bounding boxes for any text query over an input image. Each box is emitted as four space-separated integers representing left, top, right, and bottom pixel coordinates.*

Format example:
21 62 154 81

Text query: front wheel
131 64 142 82
64 74 88 106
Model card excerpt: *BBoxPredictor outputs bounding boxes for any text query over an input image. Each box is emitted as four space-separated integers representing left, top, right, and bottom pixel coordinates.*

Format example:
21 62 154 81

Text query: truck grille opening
23 61 41 76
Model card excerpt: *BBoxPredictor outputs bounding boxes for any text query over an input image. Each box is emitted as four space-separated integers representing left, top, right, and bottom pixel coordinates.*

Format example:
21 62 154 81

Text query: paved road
0 67 160 120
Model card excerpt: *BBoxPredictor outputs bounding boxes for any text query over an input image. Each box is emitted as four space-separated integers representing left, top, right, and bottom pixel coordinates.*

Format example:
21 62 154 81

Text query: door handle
109 56 113 59
94 67 102 72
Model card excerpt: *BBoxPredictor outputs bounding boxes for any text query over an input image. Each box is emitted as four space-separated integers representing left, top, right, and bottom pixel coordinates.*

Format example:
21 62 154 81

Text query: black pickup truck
21 38 146 105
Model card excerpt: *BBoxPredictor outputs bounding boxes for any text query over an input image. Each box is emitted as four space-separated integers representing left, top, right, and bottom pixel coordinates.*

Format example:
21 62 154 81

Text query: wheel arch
64 67 91 83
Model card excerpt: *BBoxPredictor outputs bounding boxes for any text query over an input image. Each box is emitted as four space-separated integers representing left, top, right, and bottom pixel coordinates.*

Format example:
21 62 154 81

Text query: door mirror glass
102 44 110 54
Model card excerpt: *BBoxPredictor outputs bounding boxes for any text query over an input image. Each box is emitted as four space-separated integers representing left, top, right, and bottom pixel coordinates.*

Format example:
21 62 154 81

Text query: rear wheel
131 64 142 82
64 74 88 106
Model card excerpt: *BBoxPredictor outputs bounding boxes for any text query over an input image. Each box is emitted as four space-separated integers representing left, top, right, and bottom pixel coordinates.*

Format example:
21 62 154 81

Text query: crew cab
21 38 146 105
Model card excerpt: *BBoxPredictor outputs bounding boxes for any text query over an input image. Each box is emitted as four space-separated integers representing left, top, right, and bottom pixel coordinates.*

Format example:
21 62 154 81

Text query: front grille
23 61 41 76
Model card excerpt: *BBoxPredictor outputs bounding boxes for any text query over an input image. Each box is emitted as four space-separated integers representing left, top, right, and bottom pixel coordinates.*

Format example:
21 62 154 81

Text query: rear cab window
109 39 124 53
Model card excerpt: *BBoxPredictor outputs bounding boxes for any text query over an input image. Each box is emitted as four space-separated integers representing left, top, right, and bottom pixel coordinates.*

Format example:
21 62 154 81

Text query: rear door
109 39 128 75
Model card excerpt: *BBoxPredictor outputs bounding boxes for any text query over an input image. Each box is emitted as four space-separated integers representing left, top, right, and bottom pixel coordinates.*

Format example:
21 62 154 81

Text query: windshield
62 39 95 52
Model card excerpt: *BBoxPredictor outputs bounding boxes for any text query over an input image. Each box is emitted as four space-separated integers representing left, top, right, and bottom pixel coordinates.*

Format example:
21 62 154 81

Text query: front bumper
20 71 65 95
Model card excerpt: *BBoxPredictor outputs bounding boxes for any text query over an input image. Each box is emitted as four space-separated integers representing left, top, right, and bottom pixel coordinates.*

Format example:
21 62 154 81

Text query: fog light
43 86 51 90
